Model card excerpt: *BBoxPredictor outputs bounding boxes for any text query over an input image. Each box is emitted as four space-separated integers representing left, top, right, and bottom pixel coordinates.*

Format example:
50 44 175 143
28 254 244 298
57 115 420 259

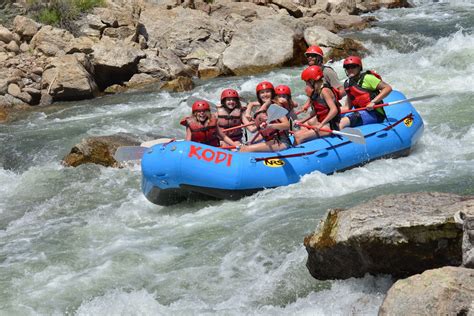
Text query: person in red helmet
293 66 341 145
303 45 345 99
339 56 392 129
274 85 298 121
240 81 291 152
180 100 239 147
217 88 246 145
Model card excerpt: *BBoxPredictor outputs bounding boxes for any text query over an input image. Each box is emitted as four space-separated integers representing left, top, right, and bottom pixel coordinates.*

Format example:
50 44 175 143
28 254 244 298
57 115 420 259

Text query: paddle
298 123 366 145
114 138 178 162
223 104 288 132
341 94 439 114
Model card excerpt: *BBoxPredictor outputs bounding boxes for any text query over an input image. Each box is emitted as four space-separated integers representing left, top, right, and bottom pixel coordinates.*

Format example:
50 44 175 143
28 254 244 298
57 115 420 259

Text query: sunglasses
344 64 360 69
306 54 319 58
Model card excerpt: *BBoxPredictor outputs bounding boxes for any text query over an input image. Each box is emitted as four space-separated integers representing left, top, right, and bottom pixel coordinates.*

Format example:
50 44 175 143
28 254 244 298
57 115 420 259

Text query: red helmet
305 46 324 58
343 56 363 69
256 81 274 94
275 85 291 96
301 66 324 82
220 89 239 101
192 100 210 112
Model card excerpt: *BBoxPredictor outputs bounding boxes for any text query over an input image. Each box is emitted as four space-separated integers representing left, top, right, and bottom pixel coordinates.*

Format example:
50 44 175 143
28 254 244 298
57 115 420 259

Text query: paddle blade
337 128 366 145
141 138 180 147
114 146 148 162
266 104 288 122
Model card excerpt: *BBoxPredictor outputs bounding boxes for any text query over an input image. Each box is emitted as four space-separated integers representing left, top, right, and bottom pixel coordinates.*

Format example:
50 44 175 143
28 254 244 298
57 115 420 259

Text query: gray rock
73 13 104 38
19 42 29 53
65 36 96 54
0 78 7 94
271 0 303 17
13 16 41 41
304 192 472 280
30 25 74 57
331 14 369 31
304 25 344 47
42 54 99 100
91 36 146 88
6 40 20 53
454 203 474 268
379 266 474 316
16 91 33 104
0 25 14 44
7 83 21 97
222 19 295 76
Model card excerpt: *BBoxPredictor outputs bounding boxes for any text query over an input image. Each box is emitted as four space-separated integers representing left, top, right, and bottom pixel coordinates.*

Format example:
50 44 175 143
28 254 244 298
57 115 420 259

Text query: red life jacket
217 106 244 142
180 115 220 147
310 86 341 124
344 71 383 109
322 65 344 100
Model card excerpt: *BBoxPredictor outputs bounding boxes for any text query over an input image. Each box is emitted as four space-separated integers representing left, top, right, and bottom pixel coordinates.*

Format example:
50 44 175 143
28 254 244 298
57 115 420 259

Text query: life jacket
310 85 341 125
322 65 344 100
344 70 384 109
217 106 244 142
254 111 289 142
180 114 220 147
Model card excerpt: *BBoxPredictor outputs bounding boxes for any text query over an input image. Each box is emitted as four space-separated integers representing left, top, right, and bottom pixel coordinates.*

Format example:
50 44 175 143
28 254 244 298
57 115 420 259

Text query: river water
1 1 473 314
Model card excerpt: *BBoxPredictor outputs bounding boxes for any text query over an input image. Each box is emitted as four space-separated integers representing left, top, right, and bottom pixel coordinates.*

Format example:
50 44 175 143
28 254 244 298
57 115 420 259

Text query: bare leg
240 139 288 152
339 117 350 130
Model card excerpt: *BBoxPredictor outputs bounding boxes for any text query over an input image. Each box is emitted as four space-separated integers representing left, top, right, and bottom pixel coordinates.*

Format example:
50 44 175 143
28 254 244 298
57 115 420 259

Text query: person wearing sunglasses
299 45 345 115
339 56 392 129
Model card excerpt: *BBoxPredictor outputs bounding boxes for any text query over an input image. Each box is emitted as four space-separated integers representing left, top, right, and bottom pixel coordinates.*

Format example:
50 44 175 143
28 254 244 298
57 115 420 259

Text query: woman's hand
366 102 375 111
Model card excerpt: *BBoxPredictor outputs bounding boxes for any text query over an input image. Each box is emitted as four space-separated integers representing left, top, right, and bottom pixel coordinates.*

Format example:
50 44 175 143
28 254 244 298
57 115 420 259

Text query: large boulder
379 266 474 316
62 134 140 167
42 54 99 100
13 16 41 42
140 6 229 74
30 25 74 56
304 192 473 280
222 19 296 76
91 36 146 89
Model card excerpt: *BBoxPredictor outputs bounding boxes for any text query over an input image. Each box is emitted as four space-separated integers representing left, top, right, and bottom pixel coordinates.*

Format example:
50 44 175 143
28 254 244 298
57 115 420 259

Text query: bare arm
217 128 239 147
318 89 339 127
374 81 392 103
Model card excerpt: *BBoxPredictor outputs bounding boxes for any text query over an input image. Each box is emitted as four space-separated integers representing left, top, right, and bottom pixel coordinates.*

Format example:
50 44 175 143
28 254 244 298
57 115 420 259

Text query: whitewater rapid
1 1 473 314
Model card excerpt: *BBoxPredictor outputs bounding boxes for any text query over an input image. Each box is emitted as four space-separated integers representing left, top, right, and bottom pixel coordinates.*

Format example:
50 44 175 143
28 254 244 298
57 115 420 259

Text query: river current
1 1 473 314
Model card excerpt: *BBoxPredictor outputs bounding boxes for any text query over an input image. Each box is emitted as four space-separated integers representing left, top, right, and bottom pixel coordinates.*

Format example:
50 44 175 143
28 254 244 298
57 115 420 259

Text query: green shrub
37 7 61 25
74 0 105 12
25 0 105 33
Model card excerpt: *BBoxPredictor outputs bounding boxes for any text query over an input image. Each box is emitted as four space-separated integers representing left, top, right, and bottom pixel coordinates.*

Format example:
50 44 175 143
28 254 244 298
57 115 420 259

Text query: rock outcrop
379 266 474 316
62 134 140 167
304 192 474 280
0 0 411 117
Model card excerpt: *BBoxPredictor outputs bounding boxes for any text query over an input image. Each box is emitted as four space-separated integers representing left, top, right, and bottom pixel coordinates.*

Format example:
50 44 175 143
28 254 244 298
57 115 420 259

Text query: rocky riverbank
0 0 411 123
304 192 474 314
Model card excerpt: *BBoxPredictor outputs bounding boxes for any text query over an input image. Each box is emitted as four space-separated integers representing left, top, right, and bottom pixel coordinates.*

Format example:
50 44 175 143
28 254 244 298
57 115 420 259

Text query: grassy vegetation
25 0 105 32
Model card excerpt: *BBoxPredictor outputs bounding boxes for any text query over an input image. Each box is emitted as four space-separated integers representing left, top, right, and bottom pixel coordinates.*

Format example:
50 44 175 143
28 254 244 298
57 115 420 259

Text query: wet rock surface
304 192 473 280
379 266 474 316
62 134 140 167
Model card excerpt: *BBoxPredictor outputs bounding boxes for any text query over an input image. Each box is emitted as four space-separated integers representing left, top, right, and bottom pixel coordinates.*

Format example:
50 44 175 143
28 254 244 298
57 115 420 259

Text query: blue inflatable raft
141 90 424 206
